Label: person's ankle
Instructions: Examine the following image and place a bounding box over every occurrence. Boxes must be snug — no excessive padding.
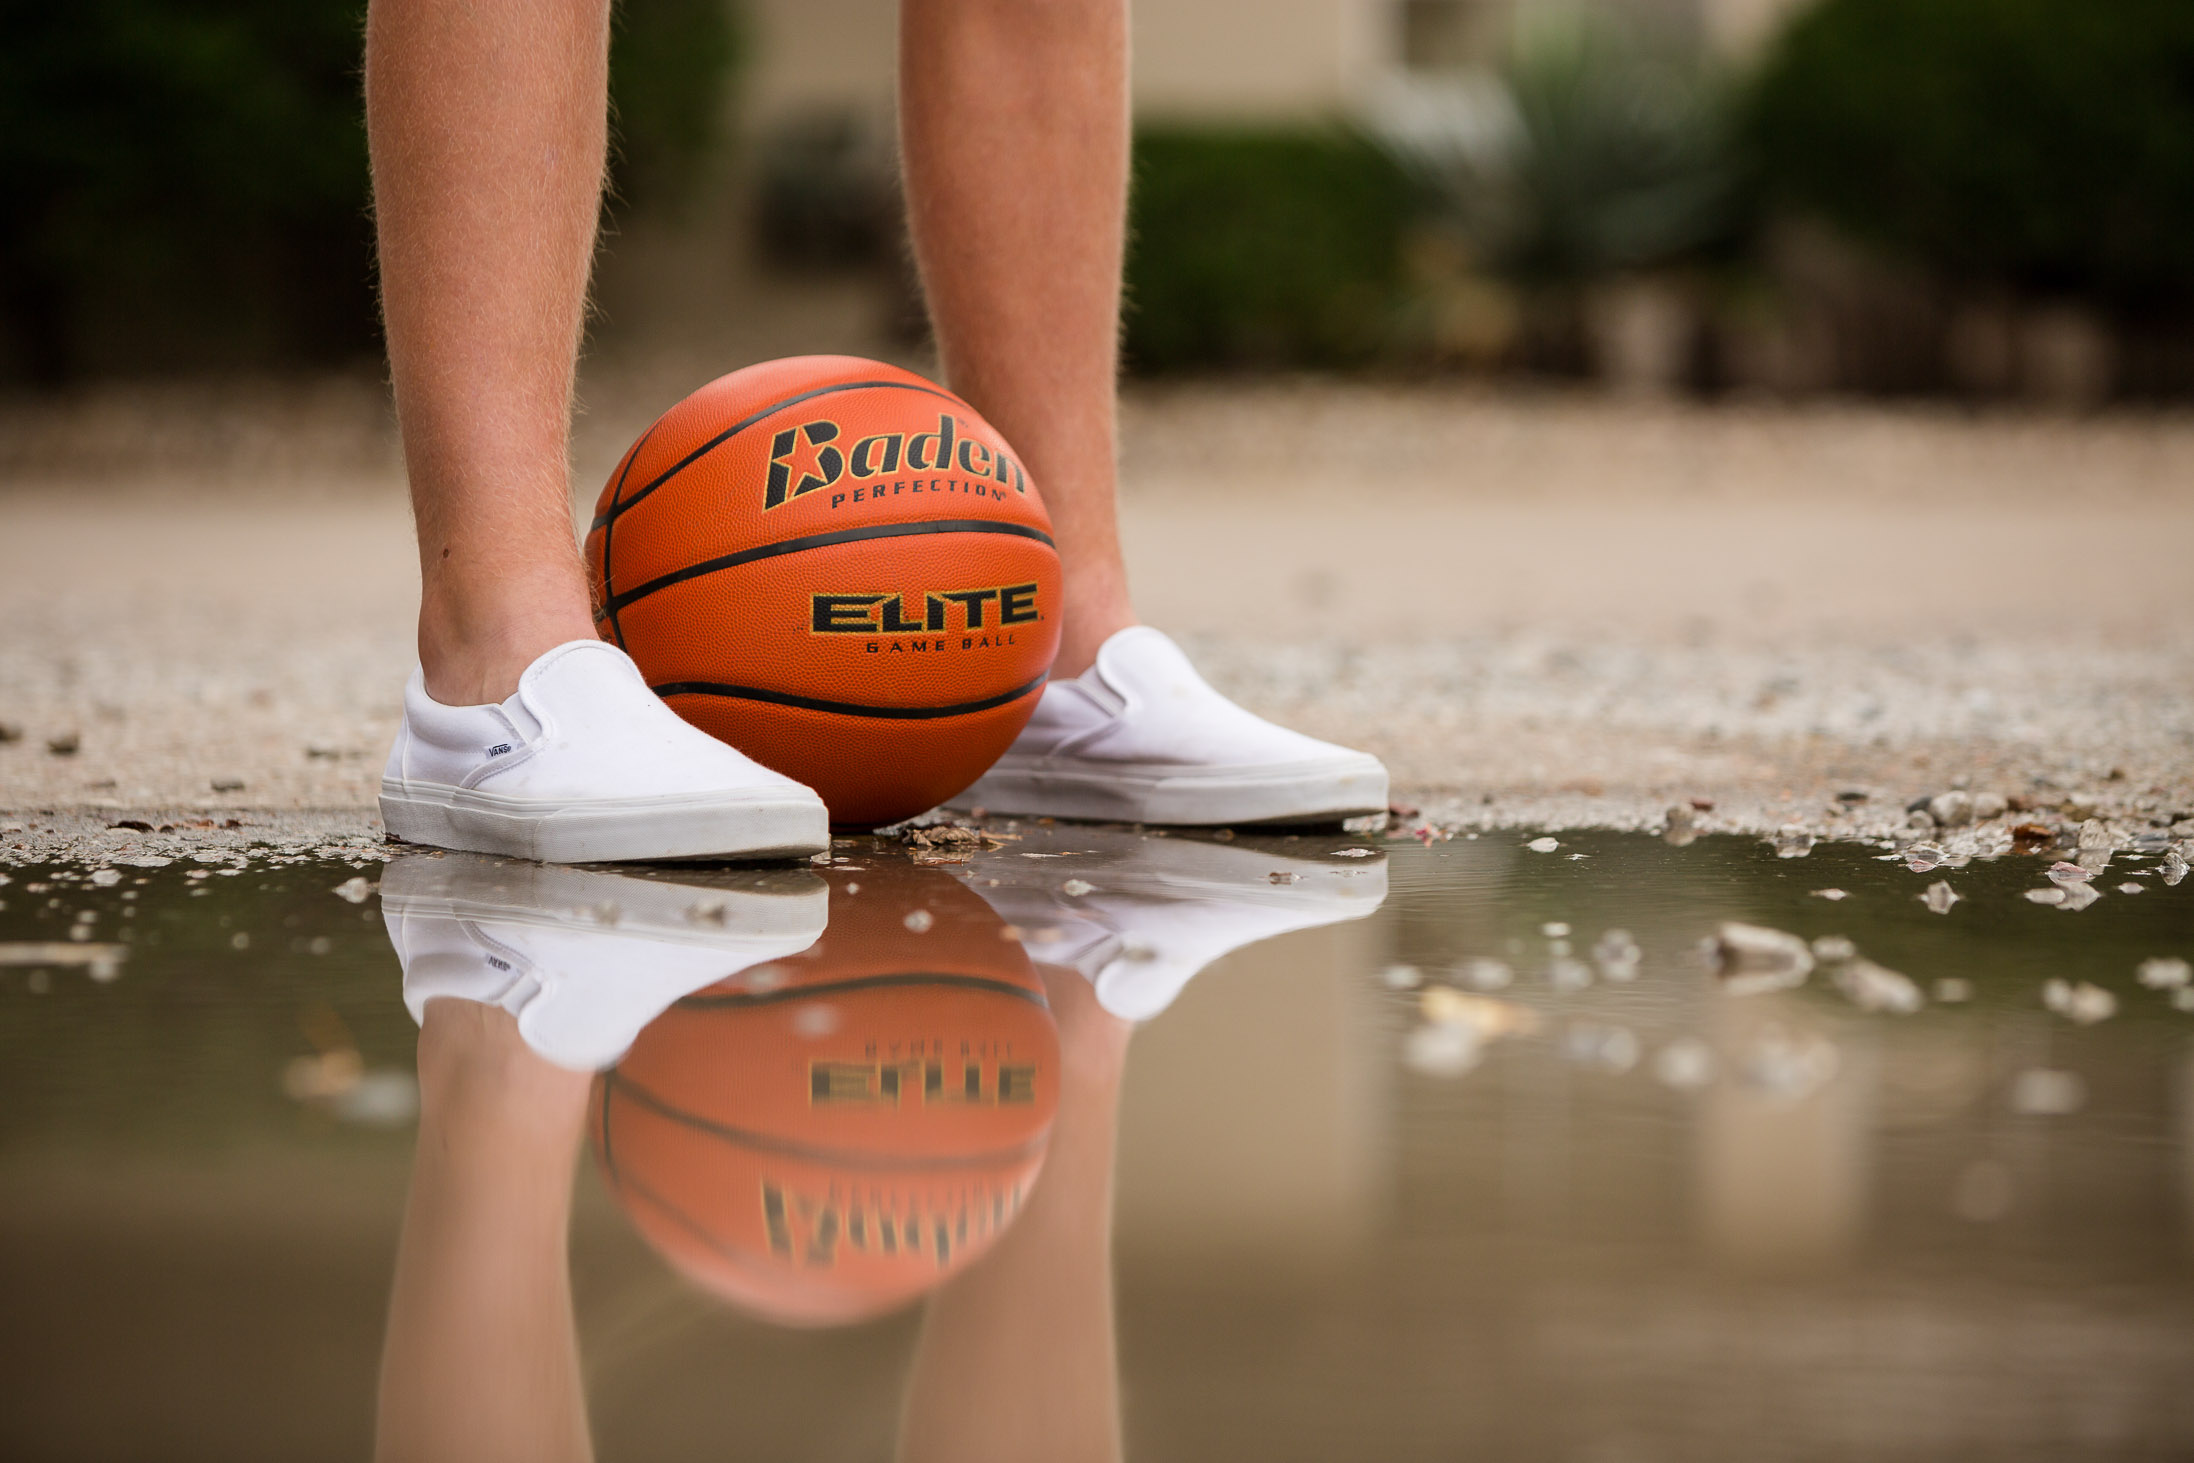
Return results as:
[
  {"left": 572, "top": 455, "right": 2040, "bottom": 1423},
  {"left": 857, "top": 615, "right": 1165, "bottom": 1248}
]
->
[
  {"left": 1053, "top": 605, "right": 1138, "bottom": 679},
  {"left": 417, "top": 596, "right": 600, "bottom": 706}
]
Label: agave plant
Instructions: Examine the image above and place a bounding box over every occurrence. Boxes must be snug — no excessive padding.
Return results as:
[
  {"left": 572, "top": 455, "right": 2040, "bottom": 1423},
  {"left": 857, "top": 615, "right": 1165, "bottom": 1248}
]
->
[{"left": 1379, "top": 9, "right": 1742, "bottom": 286}]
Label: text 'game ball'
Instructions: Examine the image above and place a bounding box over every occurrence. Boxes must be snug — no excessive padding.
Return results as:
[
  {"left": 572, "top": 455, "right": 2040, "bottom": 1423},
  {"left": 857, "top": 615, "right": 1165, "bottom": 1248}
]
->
[{"left": 587, "top": 356, "right": 1061, "bottom": 826}]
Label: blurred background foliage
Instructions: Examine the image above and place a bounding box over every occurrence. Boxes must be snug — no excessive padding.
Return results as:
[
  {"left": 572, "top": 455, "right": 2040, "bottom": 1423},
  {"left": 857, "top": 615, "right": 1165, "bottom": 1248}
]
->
[
  {"left": 0, "top": 0, "right": 736, "bottom": 384},
  {"left": 5, "top": 0, "right": 2194, "bottom": 395}
]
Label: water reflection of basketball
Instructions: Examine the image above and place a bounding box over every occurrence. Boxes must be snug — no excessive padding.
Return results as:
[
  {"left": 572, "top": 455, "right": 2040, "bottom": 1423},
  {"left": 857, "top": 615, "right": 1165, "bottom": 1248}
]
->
[
  {"left": 585, "top": 356, "right": 1063, "bottom": 827},
  {"left": 591, "top": 864, "right": 1059, "bottom": 1326}
]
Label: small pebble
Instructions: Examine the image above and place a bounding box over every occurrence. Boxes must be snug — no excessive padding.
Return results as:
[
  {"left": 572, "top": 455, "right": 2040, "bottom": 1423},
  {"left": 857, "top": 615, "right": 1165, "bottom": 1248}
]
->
[
  {"left": 1928, "top": 791, "right": 1974, "bottom": 827},
  {"left": 332, "top": 876, "right": 376, "bottom": 904},
  {"left": 903, "top": 909, "right": 934, "bottom": 933},
  {"left": 1811, "top": 888, "right": 1850, "bottom": 901},
  {"left": 1540, "top": 922, "right": 1570, "bottom": 938},
  {"left": 1060, "top": 879, "right": 1093, "bottom": 896},
  {"left": 1920, "top": 880, "right": 1960, "bottom": 915},
  {"left": 1526, "top": 837, "right": 1560, "bottom": 853},
  {"left": 2117, "top": 882, "right": 2145, "bottom": 894},
  {"left": 2024, "top": 887, "right": 2066, "bottom": 905}
]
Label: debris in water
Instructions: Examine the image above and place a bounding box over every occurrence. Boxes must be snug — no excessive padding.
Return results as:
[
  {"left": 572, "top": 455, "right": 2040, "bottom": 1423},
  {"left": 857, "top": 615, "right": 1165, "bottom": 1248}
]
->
[
  {"left": 1380, "top": 963, "right": 1423, "bottom": 991},
  {"left": 332, "top": 876, "right": 376, "bottom": 904},
  {"left": 1920, "top": 880, "right": 1961, "bottom": 914},
  {"left": 88, "top": 869, "right": 121, "bottom": 888},
  {"left": 2117, "top": 882, "right": 2145, "bottom": 894},
  {"left": 1526, "top": 837, "right": 1560, "bottom": 853},
  {"left": 1268, "top": 871, "right": 1299, "bottom": 884},
  {"left": 903, "top": 909, "right": 935, "bottom": 933},
  {"left": 1810, "top": 935, "right": 1857, "bottom": 962},
  {"left": 1811, "top": 888, "right": 1850, "bottom": 901},
  {"left": 2162, "top": 850, "right": 2189, "bottom": 886},
  {"left": 1060, "top": 879, "right": 1094, "bottom": 897},
  {"left": 2009, "top": 1068, "right": 2086, "bottom": 1116},
  {"left": 2024, "top": 887, "right": 2066, "bottom": 905},
  {"left": 1833, "top": 959, "right": 1924, "bottom": 1014},
  {"left": 1934, "top": 977, "right": 1972, "bottom": 1003},
  {"left": 1706, "top": 922, "right": 1814, "bottom": 994},
  {"left": 1662, "top": 806, "right": 1697, "bottom": 847},
  {"left": 2046, "top": 861, "right": 2092, "bottom": 885},
  {"left": 1739, "top": 1025, "right": 1840, "bottom": 1102},
  {"left": 1562, "top": 1022, "right": 1640, "bottom": 1073},
  {"left": 1457, "top": 957, "right": 1514, "bottom": 991},
  {"left": 2136, "top": 957, "right": 2191, "bottom": 990},
  {"left": 1652, "top": 1037, "right": 1716, "bottom": 1090},
  {"left": 1773, "top": 828, "right": 1815, "bottom": 858},
  {"left": 1591, "top": 928, "right": 1641, "bottom": 982},
  {"left": 1547, "top": 956, "right": 1593, "bottom": 991},
  {"left": 2056, "top": 882, "right": 2101, "bottom": 912},
  {"left": 1903, "top": 842, "right": 1946, "bottom": 872},
  {"left": 1420, "top": 987, "right": 1540, "bottom": 1038},
  {"left": 332, "top": 1070, "right": 420, "bottom": 1127},
  {"left": 0, "top": 942, "right": 127, "bottom": 982},
  {"left": 1404, "top": 1022, "right": 1483, "bottom": 1078},
  {"left": 2042, "top": 978, "right": 2116, "bottom": 1023}
]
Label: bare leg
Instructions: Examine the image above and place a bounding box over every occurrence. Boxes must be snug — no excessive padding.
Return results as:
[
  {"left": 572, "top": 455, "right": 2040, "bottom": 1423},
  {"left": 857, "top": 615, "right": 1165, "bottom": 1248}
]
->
[
  {"left": 376, "top": 1002, "right": 595, "bottom": 1463},
  {"left": 367, "top": 0, "right": 609, "bottom": 706},
  {"left": 897, "top": 969, "right": 1131, "bottom": 1463},
  {"left": 900, "top": 0, "right": 1137, "bottom": 677}
]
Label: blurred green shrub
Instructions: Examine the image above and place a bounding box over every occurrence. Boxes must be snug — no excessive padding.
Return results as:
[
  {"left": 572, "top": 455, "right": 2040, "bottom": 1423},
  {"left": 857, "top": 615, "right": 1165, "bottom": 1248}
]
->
[
  {"left": 1383, "top": 12, "right": 1742, "bottom": 288},
  {"left": 0, "top": 0, "right": 739, "bottom": 383},
  {"left": 1124, "top": 128, "right": 1414, "bottom": 372},
  {"left": 1749, "top": 0, "right": 2194, "bottom": 309}
]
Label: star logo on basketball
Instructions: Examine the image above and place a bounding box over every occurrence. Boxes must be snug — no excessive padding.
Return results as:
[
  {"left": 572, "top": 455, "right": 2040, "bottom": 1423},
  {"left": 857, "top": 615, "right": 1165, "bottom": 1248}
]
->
[{"left": 764, "top": 420, "right": 845, "bottom": 509}]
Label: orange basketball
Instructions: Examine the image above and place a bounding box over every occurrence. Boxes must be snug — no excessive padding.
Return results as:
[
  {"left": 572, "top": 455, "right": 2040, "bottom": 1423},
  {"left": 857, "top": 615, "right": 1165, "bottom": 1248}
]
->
[
  {"left": 590, "top": 864, "right": 1060, "bottom": 1326},
  {"left": 585, "top": 356, "right": 1062, "bottom": 827}
]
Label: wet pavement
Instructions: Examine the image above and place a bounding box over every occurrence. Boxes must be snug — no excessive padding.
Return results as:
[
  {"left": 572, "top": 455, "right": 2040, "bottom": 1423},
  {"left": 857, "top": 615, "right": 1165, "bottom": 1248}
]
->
[{"left": 1, "top": 824, "right": 2190, "bottom": 1461}]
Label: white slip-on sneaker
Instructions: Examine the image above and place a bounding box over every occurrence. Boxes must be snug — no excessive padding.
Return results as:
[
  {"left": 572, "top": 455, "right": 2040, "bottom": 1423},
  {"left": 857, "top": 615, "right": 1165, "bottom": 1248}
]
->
[
  {"left": 379, "top": 640, "right": 829, "bottom": 863},
  {"left": 383, "top": 852, "right": 828, "bottom": 1070},
  {"left": 952, "top": 822, "right": 1388, "bottom": 1021},
  {"left": 954, "top": 626, "right": 1388, "bottom": 827}
]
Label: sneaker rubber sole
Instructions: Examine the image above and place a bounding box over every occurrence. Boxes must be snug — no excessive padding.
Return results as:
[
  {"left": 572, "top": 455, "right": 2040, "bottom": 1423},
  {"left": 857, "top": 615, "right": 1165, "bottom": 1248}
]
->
[
  {"left": 379, "top": 783, "right": 829, "bottom": 863},
  {"left": 956, "top": 755, "right": 1388, "bottom": 827}
]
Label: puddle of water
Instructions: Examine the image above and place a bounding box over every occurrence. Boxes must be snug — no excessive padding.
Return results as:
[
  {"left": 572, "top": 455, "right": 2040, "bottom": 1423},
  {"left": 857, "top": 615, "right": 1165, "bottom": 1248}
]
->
[{"left": 0, "top": 827, "right": 2189, "bottom": 1460}]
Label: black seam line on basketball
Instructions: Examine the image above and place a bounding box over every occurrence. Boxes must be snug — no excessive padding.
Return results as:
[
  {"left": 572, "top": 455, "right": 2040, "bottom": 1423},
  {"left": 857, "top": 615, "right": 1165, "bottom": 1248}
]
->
[
  {"left": 599, "top": 418, "right": 660, "bottom": 650},
  {"left": 604, "top": 518, "right": 1058, "bottom": 614},
  {"left": 604, "top": 1072, "right": 1055, "bottom": 1172},
  {"left": 675, "top": 971, "right": 1049, "bottom": 1011},
  {"left": 653, "top": 672, "right": 1047, "bottom": 721},
  {"left": 587, "top": 378, "right": 966, "bottom": 532}
]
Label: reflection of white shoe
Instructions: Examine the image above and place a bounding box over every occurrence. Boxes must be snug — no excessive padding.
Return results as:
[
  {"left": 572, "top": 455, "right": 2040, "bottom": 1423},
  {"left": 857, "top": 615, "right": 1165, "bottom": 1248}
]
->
[
  {"left": 379, "top": 640, "right": 829, "bottom": 864},
  {"left": 955, "top": 628, "right": 1387, "bottom": 827},
  {"left": 953, "top": 824, "right": 1388, "bottom": 1020},
  {"left": 382, "top": 852, "right": 827, "bottom": 1070}
]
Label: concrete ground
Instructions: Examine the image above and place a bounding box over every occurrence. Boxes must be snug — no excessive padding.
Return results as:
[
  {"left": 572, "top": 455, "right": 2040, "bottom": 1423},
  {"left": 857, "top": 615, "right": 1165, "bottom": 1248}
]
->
[{"left": 3, "top": 364, "right": 2191, "bottom": 863}]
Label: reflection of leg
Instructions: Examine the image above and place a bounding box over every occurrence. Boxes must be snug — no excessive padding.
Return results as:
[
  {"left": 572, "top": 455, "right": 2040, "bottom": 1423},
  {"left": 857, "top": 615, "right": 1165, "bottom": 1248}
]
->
[
  {"left": 375, "top": 1002, "right": 595, "bottom": 1463},
  {"left": 900, "top": 0, "right": 1136, "bottom": 678},
  {"left": 898, "top": 970, "right": 1132, "bottom": 1463},
  {"left": 366, "top": 0, "right": 608, "bottom": 707}
]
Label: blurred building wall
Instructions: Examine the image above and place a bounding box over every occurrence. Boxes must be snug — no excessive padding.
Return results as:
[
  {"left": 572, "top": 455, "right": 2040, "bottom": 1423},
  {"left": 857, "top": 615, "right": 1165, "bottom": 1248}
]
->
[{"left": 739, "top": 0, "right": 1807, "bottom": 129}]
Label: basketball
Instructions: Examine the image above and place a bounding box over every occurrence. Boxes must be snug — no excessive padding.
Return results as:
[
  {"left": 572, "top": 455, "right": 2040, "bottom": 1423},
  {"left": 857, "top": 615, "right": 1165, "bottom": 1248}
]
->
[
  {"left": 590, "top": 864, "right": 1060, "bottom": 1326},
  {"left": 585, "top": 356, "right": 1062, "bottom": 827}
]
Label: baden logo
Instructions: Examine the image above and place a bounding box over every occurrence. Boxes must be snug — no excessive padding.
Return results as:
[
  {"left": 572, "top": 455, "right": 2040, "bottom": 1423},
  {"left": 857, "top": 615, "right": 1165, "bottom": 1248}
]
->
[
  {"left": 811, "top": 582, "right": 1041, "bottom": 636},
  {"left": 765, "top": 413, "right": 1029, "bottom": 510}
]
